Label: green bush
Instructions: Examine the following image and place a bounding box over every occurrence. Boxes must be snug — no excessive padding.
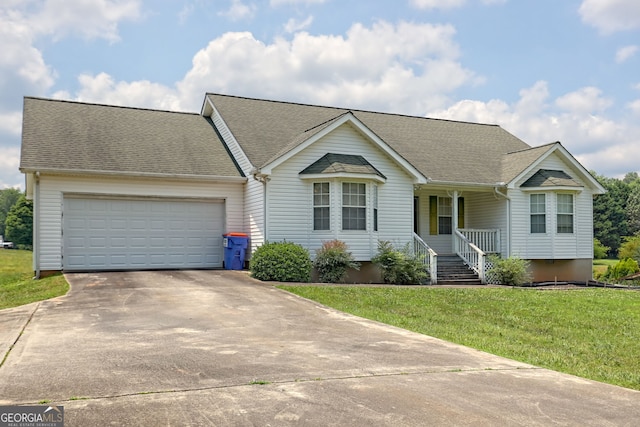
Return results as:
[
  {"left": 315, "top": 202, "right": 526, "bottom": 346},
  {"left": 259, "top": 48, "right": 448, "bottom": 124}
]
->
[
  {"left": 487, "top": 255, "right": 532, "bottom": 286},
  {"left": 618, "top": 235, "right": 640, "bottom": 262},
  {"left": 371, "top": 240, "right": 428, "bottom": 285},
  {"left": 601, "top": 258, "right": 639, "bottom": 281},
  {"left": 249, "top": 241, "right": 312, "bottom": 282},
  {"left": 594, "top": 238, "right": 610, "bottom": 260},
  {"left": 313, "top": 240, "right": 360, "bottom": 283}
]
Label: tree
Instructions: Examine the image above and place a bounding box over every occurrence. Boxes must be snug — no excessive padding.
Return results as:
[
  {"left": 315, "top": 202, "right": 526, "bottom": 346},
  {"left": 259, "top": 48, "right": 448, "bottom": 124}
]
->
[
  {"left": 593, "top": 238, "right": 610, "bottom": 259},
  {"left": 592, "top": 172, "right": 631, "bottom": 257},
  {"left": 618, "top": 235, "right": 640, "bottom": 262},
  {"left": 5, "top": 195, "right": 33, "bottom": 249},
  {"left": 0, "top": 188, "right": 22, "bottom": 237},
  {"left": 626, "top": 185, "right": 640, "bottom": 236}
]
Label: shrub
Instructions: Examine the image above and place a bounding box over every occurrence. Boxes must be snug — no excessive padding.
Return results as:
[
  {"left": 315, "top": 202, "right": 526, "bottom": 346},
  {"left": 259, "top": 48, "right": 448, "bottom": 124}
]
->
[
  {"left": 601, "top": 258, "right": 639, "bottom": 281},
  {"left": 594, "top": 238, "right": 610, "bottom": 260},
  {"left": 618, "top": 235, "right": 640, "bottom": 262},
  {"left": 313, "top": 240, "right": 360, "bottom": 283},
  {"left": 487, "top": 255, "right": 531, "bottom": 286},
  {"left": 250, "top": 241, "right": 312, "bottom": 282},
  {"left": 371, "top": 240, "right": 428, "bottom": 285}
]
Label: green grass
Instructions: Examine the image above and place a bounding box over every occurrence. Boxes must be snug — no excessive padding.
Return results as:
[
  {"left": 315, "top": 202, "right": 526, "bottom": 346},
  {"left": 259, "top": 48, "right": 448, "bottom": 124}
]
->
[
  {"left": 0, "top": 250, "right": 69, "bottom": 310},
  {"left": 593, "top": 258, "right": 618, "bottom": 277},
  {"left": 279, "top": 285, "right": 640, "bottom": 391}
]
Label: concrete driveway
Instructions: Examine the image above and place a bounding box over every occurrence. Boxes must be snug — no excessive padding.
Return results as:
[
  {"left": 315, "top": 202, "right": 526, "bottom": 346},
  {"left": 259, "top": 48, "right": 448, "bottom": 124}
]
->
[{"left": 0, "top": 270, "right": 638, "bottom": 426}]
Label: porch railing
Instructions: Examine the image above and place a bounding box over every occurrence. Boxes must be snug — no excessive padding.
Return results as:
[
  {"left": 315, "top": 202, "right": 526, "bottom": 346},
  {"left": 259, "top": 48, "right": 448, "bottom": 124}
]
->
[
  {"left": 458, "top": 228, "right": 500, "bottom": 254},
  {"left": 413, "top": 233, "right": 438, "bottom": 285},
  {"left": 454, "top": 229, "right": 486, "bottom": 283}
]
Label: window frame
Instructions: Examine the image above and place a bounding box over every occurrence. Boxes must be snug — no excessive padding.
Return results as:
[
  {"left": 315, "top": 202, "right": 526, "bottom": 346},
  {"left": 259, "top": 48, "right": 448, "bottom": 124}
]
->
[
  {"left": 312, "top": 182, "right": 331, "bottom": 231},
  {"left": 529, "top": 193, "right": 546, "bottom": 234},
  {"left": 438, "top": 197, "right": 452, "bottom": 235},
  {"left": 556, "top": 193, "right": 574, "bottom": 234},
  {"left": 342, "top": 182, "right": 367, "bottom": 231}
]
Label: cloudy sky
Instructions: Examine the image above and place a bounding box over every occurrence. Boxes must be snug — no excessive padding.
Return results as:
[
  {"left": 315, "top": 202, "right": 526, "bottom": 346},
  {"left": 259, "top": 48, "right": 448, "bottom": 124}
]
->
[{"left": 1, "top": 0, "right": 639, "bottom": 188}]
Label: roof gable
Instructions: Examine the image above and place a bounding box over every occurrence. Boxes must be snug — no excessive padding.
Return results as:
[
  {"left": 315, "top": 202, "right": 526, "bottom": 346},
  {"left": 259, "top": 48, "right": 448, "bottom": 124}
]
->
[
  {"left": 506, "top": 142, "right": 605, "bottom": 194},
  {"left": 521, "top": 169, "right": 583, "bottom": 189},
  {"left": 21, "top": 97, "right": 243, "bottom": 179},
  {"left": 300, "top": 153, "right": 387, "bottom": 182},
  {"left": 206, "top": 93, "right": 531, "bottom": 186}
]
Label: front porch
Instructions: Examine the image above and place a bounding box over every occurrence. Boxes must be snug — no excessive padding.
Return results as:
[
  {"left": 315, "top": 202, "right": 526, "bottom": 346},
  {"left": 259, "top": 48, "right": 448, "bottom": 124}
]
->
[{"left": 412, "top": 187, "right": 506, "bottom": 284}]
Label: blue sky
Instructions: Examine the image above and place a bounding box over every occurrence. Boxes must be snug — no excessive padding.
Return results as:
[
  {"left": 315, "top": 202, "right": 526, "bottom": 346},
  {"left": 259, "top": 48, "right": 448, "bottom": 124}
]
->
[{"left": 1, "top": 0, "right": 639, "bottom": 188}]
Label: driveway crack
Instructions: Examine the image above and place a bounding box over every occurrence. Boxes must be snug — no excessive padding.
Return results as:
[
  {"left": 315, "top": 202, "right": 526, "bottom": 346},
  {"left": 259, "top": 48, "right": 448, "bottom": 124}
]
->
[{"left": 1, "top": 302, "right": 40, "bottom": 369}]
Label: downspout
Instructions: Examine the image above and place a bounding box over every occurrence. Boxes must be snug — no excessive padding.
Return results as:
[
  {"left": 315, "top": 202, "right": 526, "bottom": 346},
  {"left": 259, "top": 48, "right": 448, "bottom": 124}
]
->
[
  {"left": 251, "top": 168, "right": 270, "bottom": 243},
  {"left": 494, "top": 185, "right": 510, "bottom": 257},
  {"left": 33, "top": 172, "right": 41, "bottom": 279}
]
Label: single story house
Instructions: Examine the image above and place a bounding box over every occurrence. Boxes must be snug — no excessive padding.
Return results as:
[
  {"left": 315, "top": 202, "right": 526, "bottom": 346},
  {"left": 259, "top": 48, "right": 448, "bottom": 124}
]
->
[{"left": 20, "top": 94, "right": 605, "bottom": 283}]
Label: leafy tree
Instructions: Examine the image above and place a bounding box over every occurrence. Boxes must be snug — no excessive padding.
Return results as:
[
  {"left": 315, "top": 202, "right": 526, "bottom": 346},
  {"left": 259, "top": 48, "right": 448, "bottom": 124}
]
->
[
  {"left": 0, "top": 188, "right": 22, "bottom": 237},
  {"left": 626, "top": 185, "right": 640, "bottom": 236},
  {"left": 593, "top": 238, "right": 610, "bottom": 260},
  {"left": 5, "top": 195, "right": 33, "bottom": 249},
  {"left": 592, "top": 172, "right": 630, "bottom": 257},
  {"left": 618, "top": 235, "right": 640, "bottom": 262}
]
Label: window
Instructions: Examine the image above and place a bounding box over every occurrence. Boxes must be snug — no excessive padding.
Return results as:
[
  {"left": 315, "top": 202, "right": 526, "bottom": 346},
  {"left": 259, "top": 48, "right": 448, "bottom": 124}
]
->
[
  {"left": 438, "top": 197, "right": 452, "bottom": 235},
  {"left": 530, "top": 194, "right": 546, "bottom": 233},
  {"left": 373, "top": 185, "right": 379, "bottom": 232},
  {"left": 313, "top": 182, "right": 330, "bottom": 230},
  {"left": 557, "top": 194, "right": 574, "bottom": 233},
  {"left": 342, "top": 182, "right": 366, "bottom": 230}
]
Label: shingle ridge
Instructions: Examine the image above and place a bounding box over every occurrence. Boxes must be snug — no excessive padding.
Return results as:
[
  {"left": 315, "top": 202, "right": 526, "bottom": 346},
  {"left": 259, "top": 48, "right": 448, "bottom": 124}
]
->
[
  {"left": 206, "top": 92, "right": 504, "bottom": 127},
  {"left": 504, "top": 141, "right": 558, "bottom": 156},
  {"left": 24, "top": 96, "right": 200, "bottom": 116}
]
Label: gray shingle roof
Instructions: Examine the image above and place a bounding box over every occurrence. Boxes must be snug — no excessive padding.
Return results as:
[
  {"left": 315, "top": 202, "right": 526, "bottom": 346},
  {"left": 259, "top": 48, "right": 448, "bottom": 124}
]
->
[
  {"left": 500, "top": 143, "right": 557, "bottom": 184},
  {"left": 207, "top": 93, "right": 532, "bottom": 185},
  {"left": 520, "top": 169, "right": 583, "bottom": 188},
  {"left": 300, "top": 153, "right": 387, "bottom": 179},
  {"left": 20, "top": 97, "right": 243, "bottom": 178}
]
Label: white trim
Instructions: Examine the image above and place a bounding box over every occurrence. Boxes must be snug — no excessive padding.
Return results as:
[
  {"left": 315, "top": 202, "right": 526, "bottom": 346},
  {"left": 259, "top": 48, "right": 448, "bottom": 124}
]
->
[
  {"left": 20, "top": 168, "right": 247, "bottom": 183},
  {"left": 521, "top": 186, "right": 583, "bottom": 193},
  {"left": 300, "top": 172, "right": 386, "bottom": 183},
  {"left": 507, "top": 143, "right": 605, "bottom": 194},
  {"left": 260, "top": 113, "right": 427, "bottom": 184}
]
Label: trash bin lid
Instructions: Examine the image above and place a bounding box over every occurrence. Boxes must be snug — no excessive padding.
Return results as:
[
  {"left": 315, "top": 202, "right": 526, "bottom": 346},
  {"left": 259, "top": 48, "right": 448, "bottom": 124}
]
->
[{"left": 224, "top": 232, "right": 248, "bottom": 237}]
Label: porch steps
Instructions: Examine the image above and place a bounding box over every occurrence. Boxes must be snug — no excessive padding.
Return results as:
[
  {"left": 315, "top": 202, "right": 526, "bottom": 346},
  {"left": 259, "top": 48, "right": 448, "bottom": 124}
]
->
[{"left": 436, "top": 255, "right": 483, "bottom": 286}]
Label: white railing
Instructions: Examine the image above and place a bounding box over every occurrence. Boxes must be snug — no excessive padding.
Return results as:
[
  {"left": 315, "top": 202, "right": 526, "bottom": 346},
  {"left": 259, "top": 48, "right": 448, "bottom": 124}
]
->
[
  {"left": 458, "top": 228, "right": 500, "bottom": 254},
  {"left": 454, "top": 230, "right": 486, "bottom": 283},
  {"left": 413, "top": 233, "right": 438, "bottom": 284}
]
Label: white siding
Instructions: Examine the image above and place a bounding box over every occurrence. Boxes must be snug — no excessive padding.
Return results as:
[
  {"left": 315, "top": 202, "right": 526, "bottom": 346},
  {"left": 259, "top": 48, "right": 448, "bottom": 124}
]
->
[
  {"left": 211, "top": 109, "right": 265, "bottom": 253},
  {"left": 35, "top": 175, "right": 243, "bottom": 271},
  {"left": 466, "top": 192, "right": 508, "bottom": 255},
  {"left": 509, "top": 154, "right": 594, "bottom": 259},
  {"left": 265, "top": 123, "right": 415, "bottom": 261}
]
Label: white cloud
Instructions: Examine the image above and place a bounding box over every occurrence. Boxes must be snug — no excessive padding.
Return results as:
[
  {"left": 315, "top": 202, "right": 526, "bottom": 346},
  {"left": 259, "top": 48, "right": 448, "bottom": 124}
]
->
[
  {"left": 219, "top": 0, "right": 256, "bottom": 21},
  {"left": 0, "top": 112, "right": 23, "bottom": 136},
  {"left": 430, "top": 81, "right": 639, "bottom": 177},
  {"left": 0, "top": 146, "right": 22, "bottom": 189},
  {"left": 628, "top": 99, "right": 640, "bottom": 115},
  {"left": 579, "top": 0, "right": 640, "bottom": 34},
  {"left": 555, "top": 86, "right": 613, "bottom": 113},
  {"left": 284, "top": 16, "right": 314, "bottom": 33},
  {"left": 30, "top": 0, "right": 142, "bottom": 42},
  {"left": 174, "top": 21, "right": 477, "bottom": 114},
  {"left": 615, "top": 45, "right": 638, "bottom": 63}
]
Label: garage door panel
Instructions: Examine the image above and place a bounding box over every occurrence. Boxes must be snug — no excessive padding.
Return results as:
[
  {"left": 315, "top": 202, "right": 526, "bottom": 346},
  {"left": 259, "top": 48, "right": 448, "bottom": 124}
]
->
[{"left": 63, "top": 197, "right": 225, "bottom": 271}]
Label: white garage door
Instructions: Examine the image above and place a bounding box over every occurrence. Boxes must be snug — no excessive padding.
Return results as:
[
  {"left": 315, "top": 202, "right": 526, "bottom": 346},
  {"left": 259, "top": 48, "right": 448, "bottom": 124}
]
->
[{"left": 63, "top": 196, "right": 225, "bottom": 271}]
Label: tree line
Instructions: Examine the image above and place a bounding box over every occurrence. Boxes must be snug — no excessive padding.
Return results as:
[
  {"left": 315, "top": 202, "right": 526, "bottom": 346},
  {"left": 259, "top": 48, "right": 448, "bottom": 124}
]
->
[
  {"left": 0, "top": 188, "right": 32, "bottom": 249},
  {"left": 592, "top": 171, "right": 640, "bottom": 260}
]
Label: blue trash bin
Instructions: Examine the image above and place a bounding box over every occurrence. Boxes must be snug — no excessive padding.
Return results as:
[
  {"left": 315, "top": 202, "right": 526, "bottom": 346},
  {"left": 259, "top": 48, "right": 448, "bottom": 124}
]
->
[{"left": 223, "top": 233, "right": 249, "bottom": 270}]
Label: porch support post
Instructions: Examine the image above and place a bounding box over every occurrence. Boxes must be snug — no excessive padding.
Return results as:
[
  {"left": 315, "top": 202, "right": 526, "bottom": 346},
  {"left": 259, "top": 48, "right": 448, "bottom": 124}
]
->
[{"left": 452, "top": 190, "right": 458, "bottom": 253}]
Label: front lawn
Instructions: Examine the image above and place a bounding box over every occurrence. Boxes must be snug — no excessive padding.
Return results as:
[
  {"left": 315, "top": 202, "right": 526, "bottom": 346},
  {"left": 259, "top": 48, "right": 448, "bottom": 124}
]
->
[
  {"left": 593, "top": 259, "right": 618, "bottom": 277},
  {"left": 0, "top": 250, "right": 69, "bottom": 310},
  {"left": 279, "top": 285, "right": 640, "bottom": 391}
]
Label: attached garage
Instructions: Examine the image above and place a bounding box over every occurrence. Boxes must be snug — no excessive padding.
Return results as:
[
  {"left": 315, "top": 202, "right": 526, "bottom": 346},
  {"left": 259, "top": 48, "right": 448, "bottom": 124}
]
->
[{"left": 62, "top": 196, "right": 225, "bottom": 271}]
